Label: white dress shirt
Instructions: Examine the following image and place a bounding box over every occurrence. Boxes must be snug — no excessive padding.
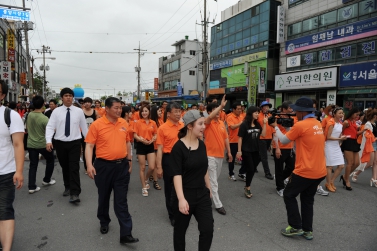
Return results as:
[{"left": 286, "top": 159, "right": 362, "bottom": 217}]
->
[{"left": 46, "top": 104, "right": 88, "bottom": 143}]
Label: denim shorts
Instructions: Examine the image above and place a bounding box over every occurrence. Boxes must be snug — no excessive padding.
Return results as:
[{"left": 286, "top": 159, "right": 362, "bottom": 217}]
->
[
  {"left": 0, "top": 172, "right": 16, "bottom": 220},
  {"left": 373, "top": 141, "right": 377, "bottom": 152}
]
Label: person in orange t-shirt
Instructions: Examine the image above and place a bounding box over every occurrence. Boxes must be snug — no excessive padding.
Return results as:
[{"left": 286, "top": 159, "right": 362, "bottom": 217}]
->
[
  {"left": 85, "top": 97, "right": 139, "bottom": 244},
  {"left": 133, "top": 105, "right": 158, "bottom": 197},
  {"left": 94, "top": 100, "right": 105, "bottom": 118},
  {"left": 226, "top": 102, "right": 243, "bottom": 181},
  {"left": 272, "top": 101, "right": 296, "bottom": 197},
  {"left": 271, "top": 97, "right": 326, "bottom": 239},
  {"left": 156, "top": 102, "right": 183, "bottom": 226},
  {"left": 321, "top": 105, "right": 335, "bottom": 130},
  {"left": 150, "top": 105, "right": 164, "bottom": 190},
  {"left": 204, "top": 95, "right": 232, "bottom": 215}
]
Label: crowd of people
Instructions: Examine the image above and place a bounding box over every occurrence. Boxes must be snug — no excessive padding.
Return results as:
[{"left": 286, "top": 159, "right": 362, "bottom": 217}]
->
[{"left": 1, "top": 80, "right": 377, "bottom": 250}]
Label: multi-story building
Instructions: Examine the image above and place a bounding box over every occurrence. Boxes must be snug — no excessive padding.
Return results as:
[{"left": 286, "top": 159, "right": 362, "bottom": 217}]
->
[
  {"left": 0, "top": 19, "right": 29, "bottom": 102},
  {"left": 209, "top": 0, "right": 281, "bottom": 107},
  {"left": 152, "top": 37, "right": 208, "bottom": 104},
  {"left": 277, "top": 0, "right": 377, "bottom": 112}
]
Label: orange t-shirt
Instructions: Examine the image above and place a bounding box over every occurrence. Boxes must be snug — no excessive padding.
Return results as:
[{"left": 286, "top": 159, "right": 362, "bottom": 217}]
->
[
  {"left": 94, "top": 107, "right": 105, "bottom": 117},
  {"left": 204, "top": 119, "right": 228, "bottom": 158},
  {"left": 156, "top": 119, "right": 184, "bottom": 153},
  {"left": 85, "top": 116, "right": 130, "bottom": 160},
  {"left": 226, "top": 113, "right": 243, "bottom": 143},
  {"left": 131, "top": 112, "right": 140, "bottom": 122},
  {"left": 321, "top": 115, "right": 333, "bottom": 129},
  {"left": 134, "top": 119, "right": 157, "bottom": 141},
  {"left": 219, "top": 110, "right": 226, "bottom": 122},
  {"left": 258, "top": 112, "right": 274, "bottom": 139},
  {"left": 154, "top": 118, "right": 165, "bottom": 150},
  {"left": 285, "top": 118, "right": 327, "bottom": 179},
  {"left": 127, "top": 119, "right": 134, "bottom": 143},
  {"left": 240, "top": 112, "right": 246, "bottom": 120},
  {"left": 272, "top": 117, "right": 297, "bottom": 149}
]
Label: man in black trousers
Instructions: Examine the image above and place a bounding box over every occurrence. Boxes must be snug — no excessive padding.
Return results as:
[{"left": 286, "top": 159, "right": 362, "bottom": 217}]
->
[{"left": 46, "top": 88, "right": 88, "bottom": 203}]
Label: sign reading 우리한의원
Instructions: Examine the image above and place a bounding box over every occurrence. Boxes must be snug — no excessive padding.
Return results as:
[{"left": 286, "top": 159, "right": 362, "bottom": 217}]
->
[
  {"left": 339, "top": 61, "right": 377, "bottom": 87},
  {"left": 275, "top": 67, "right": 337, "bottom": 91},
  {"left": 285, "top": 16, "right": 377, "bottom": 55}
]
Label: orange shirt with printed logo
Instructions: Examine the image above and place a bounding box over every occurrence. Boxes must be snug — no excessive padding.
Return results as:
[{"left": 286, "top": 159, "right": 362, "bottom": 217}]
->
[
  {"left": 156, "top": 119, "right": 184, "bottom": 153},
  {"left": 285, "top": 118, "right": 327, "bottom": 179},
  {"left": 204, "top": 119, "right": 228, "bottom": 158},
  {"left": 85, "top": 116, "right": 130, "bottom": 160},
  {"left": 272, "top": 116, "right": 297, "bottom": 149},
  {"left": 134, "top": 119, "right": 157, "bottom": 141},
  {"left": 226, "top": 113, "right": 243, "bottom": 143}
]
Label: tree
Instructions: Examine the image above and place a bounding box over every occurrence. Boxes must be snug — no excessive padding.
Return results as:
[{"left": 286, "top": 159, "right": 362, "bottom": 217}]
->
[
  {"left": 100, "top": 95, "right": 107, "bottom": 101},
  {"left": 32, "top": 72, "right": 44, "bottom": 95},
  {"left": 117, "top": 91, "right": 122, "bottom": 96}
]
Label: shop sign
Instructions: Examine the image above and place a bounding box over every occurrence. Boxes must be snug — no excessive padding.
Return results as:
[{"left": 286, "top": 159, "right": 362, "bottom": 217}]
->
[
  {"left": 0, "top": 34, "right": 3, "bottom": 48},
  {"left": 275, "top": 67, "right": 337, "bottom": 91},
  {"left": 8, "top": 49, "right": 15, "bottom": 62},
  {"left": 233, "top": 51, "right": 267, "bottom": 65},
  {"left": 177, "top": 82, "right": 182, "bottom": 96},
  {"left": 226, "top": 86, "right": 247, "bottom": 93},
  {"left": 7, "top": 29, "right": 15, "bottom": 49},
  {"left": 154, "top": 78, "right": 158, "bottom": 90},
  {"left": 248, "top": 66, "right": 257, "bottom": 106},
  {"left": 0, "top": 61, "right": 11, "bottom": 80},
  {"left": 287, "top": 55, "right": 301, "bottom": 68},
  {"left": 327, "top": 90, "right": 337, "bottom": 105},
  {"left": 285, "top": 16, "right": 377, "bottom": 54},
  {"left": 277, "top": 6, "right": 285, "bottom": 44},
  {"left": 339, "top": 61, "right": 377, "bottom": 87},
  {"left": 209, "top": 59, "right": 233, "bottom": 70},
  {"left": 259, "top": 67, "right": 266, "bottom": 94}
]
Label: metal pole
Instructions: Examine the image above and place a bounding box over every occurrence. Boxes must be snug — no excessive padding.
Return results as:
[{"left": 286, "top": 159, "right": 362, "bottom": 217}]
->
[
  {"left": 137, "top": 42, "right": 140, "bottom": 99},
  {"left": 202, "top": 0, "right": 208, "bottom": 103},
  {"left": 42, "top": 45, "right": 45, "bottom": 99},
  {"left": 22, "top": 0, "right": 33, "bottom": 97}
]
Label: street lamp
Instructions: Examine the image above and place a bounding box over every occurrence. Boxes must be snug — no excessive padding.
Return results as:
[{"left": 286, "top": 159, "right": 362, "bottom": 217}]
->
[
  {"left": 32, "top": 56, "right": 56, "bottom": 99},
  {"left": 107, "top": 85, "right": 115, "bottom": 96}
]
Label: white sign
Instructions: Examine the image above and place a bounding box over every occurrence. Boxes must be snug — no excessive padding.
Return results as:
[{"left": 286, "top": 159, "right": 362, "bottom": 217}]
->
[
  {"left": 286, "top": 55, "right": 301, "bottom": 68},
  {"left": 0, "top": 61, "right": 11, "bottom": 80},
  {"left": 277, "top": 6, "right": 285, "bottom": 44},
  {"left": 327, "top": 90, "right": 337, "bottom": 105},
  {"left": 275, "top": 67, "right": 337, "bottom": 91}
]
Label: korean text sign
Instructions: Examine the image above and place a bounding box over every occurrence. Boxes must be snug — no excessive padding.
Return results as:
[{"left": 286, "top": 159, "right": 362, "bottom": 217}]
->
[
  {"left": 285, "top": 16, "right": 377, "bottom": 55},
  {"left": 339, "top": 61, "right": 377, "bottom": 87},
  {"left": 275, "top": 67, "right": 337, "bottom": 91}
]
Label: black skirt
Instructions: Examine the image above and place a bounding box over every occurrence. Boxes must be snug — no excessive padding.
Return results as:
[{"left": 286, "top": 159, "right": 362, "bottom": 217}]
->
[{"left": 341, "top": 138, "right": 360, "bottom": 153}]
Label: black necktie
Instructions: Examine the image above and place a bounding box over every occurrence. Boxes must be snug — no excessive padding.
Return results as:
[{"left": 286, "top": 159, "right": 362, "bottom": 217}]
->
[{"left": 65, "top": 108, "right": 70, "bottom": 137}]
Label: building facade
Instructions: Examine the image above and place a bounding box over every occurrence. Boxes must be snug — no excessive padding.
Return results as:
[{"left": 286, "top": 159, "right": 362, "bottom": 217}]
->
[
  {"left": 209, "top": 0, "right": 281, "bottom": 107},
  {"left": 277, "top": 0, "right": 377, "bottom": 112}
]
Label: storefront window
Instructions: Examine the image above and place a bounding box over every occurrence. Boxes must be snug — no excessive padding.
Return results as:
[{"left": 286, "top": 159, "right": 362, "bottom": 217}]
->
[
  {"left": 335, "top": 45, "right": 356, "bottom": 59},
  {"left": 301, "top": 52, "right": 317, "bottom": 65},
  {"left": 318, "top": 49, "right": 334, "bottom": 62},
  {"left": 357, "top": 40, "right": 376, "bottom": 55},
  {"left": 359, "top": 0, "right": 377, "bottom": 16},
  {"left": 338, "top": 4, "right": 358, "bottom": 22},
  {"left": 319, "top": 10, "right": 337, "bottom": 27}
]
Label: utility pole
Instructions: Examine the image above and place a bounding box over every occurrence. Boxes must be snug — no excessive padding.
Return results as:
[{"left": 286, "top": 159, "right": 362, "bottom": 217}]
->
[
  {"left": 22, "top": 0, "right": 33, "bottom": 96},
  {"left": 133, "top": 42, "right": 147, "bottom": 100},
  {"left": 201, "top": 0, "right": 213, "bottom": 103},
  {"left": 40, "top": 45, "right": 51, "bottom": 99}
]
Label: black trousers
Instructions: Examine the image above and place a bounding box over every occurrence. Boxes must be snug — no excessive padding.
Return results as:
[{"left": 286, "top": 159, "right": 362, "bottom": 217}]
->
[
  {"left": 255, "top": 139, "right": 272, "bottom": 174},
  {"left": 81, "top": 136, "right": 96, "bottom": 171},
  {"left": 162, "top": 153, "right": 174, "bottom": 219},
  {"left": 273, "top": 148, "right": 295, "bottom": 191},
  {"left": 173, "top": 187, "right": 214, "bottom": 251},
  {"left": 94, "top": 158, "right": 132, "bottom": 237},
  {"left": 242, "top": 151, "right": 260, "bottom": 187},
  {"left": 54, "top": 139, "right": 81, "bottom": 195},
  {"left": 283, "top": 173, "right": 325, "bottom": 232}
]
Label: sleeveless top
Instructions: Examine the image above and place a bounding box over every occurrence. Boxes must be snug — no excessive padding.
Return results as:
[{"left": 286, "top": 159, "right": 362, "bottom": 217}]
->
[
  {"left": 343, "top": 119, "right": 357, "bottom": 139},
  {"left": 84, "top": 110, "right": 96, "bottom": 129}
]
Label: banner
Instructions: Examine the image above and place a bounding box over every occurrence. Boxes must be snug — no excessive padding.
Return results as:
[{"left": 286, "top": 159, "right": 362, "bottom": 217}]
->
[
  {"left": 259, "top": 67, "right": 266, "bottom": 93},
  {"left": 7, "top": 29, "right": 15, "bottom": 49},
  {"left": 154, "top": 78, "right": 158, "bottom": 90},
  {"left": 20, "top": 72, "right": 27, "bottom": 85},
  {"left": 275, "top": 67, "right": 337, "bottom": 91},
  {"left": 285, "top": 16, "right": 377, "bottom": 54},
  {"left": 0, "top": 61, "right": 11, "bottom": 80},
  {"left": 339, "top": 61, "right": 377, "bottom": 87},
  {"left": 277, "top": 6, "right": 285, "bottom": 44},
  {"left": 209, "top": 59, "right": 233, "bottom": 70},
  {"left": 177, "top": 82, "right": 182, "bottom": 96},
  {"left": 233, "top": 51, "right": 267, "bottom": 65},
  {"left": 248, "top": 66, "right": 257, "bottom": 106}
]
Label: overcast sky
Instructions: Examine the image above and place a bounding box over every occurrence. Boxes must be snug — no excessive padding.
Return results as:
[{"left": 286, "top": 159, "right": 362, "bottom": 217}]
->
[{"left": 11, "top": 0, "right": 239, "bottom": 99}]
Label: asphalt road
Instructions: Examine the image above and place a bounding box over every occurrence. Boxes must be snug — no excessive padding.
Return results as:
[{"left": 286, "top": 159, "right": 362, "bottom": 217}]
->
[{"left": 13, "top": 152, "right": 377, "bottom": 251}]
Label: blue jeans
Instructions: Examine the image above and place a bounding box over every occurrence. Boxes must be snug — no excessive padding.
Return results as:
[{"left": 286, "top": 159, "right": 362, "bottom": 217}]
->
[{"left": 28, "top": 148, "right": 55, "bottom": 190}]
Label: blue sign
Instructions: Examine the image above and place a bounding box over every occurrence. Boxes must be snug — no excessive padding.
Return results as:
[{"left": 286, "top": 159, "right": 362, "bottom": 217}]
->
[
  {"left": 339, "top": 61, "right": 377, "bottom": 87},
  {"left": 210, "top": 59, "right": 232, "bottom": 70},
  {"left": 177, "top": 82, "right": 182, "bottom": 96},
  {"left": 0, "top": 8, "right": 30, "bottom": 21},
  {"left": 285, "top": 16, "right": 377, "bottom": 54}
]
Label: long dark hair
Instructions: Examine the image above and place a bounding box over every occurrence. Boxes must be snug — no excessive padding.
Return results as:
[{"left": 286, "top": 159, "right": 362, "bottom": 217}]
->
[
  {"left": 178, "top": 122, "right": 195, "bottom": 139},
  {"left": 344, "top": 108, "right": 359, "bottom": 121},
  {"left": 121, "top": 106, "right": 131, "bottom": 119},
  {"left": 244, "top": 106, "right": 261, "bottom": 127},
  {"left": 150, "top": 105, "right": 161, "bottom": 127},
  {"left": 139, "top": 105, "right": 151, "bottom": 119}
]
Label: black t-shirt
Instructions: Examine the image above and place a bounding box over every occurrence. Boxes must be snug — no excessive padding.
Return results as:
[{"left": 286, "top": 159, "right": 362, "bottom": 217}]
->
[
  {"left": 170, "top": 139, "right": 208, "bottom": 189},
  {"left": 44, "top": 109, "right": 53, "bottom": 118},
  {"left": 238, "top": 121, "right": 261, "bottom": 153}
]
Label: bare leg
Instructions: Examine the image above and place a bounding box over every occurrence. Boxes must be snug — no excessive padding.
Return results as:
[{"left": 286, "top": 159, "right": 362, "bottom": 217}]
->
[
  {"left": 145, "top": 153, "right": 156, "bottom": 181},
  {"left": 331, "top": 165, "right": 344, "bottom": 186},
  {"left": 325, "top": 166, "right": 333, "bottom": 186},
  {"left": 138, "top": 155, "right": 147, "bottom": 189},
  {"left": 343, "top": 151, "right": 355, "bottom": 187},
  {"left": 373, "top": 151, "right": 377, "bottom": 180},
  {"left": 0, "top": 220, "right": 15, "bottom": 251}
]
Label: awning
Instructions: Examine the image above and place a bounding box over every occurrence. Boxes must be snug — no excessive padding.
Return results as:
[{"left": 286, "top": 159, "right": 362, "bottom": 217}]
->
[
  {"left": 338, "top": 89, "right": 377, "bottom": 94},
  {"left": 151, "top": 95, "right": 200, "bottom": 102},
  {"left": 207, "top": 88, "right": 225, "bottom": 95}
]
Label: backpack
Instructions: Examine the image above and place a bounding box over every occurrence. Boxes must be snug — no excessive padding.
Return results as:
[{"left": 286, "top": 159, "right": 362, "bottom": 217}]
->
[{"left": 4, "top": 107, "right": 11, "bottom": 128}]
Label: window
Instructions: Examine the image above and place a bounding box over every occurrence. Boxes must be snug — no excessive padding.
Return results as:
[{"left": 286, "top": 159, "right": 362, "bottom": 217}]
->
[
  {"left": 252, "top": 6, "right": 259, "bottom": 16},
  {"left": 318, "top": 49, "right": 334, "bottom": 63},
  {"left": 259, "top": 21, "right": 269, "bottom": 32},
  {"left": 357, "top": 40, "right": 376, "bottom": 56},
  {"left": 302, "top": 17, "right": 318, "bottom": 33},
  {"left": 335, "top": 44, "right": 356, "bottom": 59},
  {"left": 190, "top": 50, "right": 196, "bottom": 56},
  {"left": 189, "top": 70, "right": 195, "bottom": 76},
  {"left": 319, "top": 10, "right": 337, "bottom": 27},
  {"left": 216, "top": 24, "right": 222, "bottom": 32},
  {"left": 163, "top": 59, "right": 180, "bottom": 73},
  {"left": 338, "top": 4, "right": 358, "bottom": 22},
  {"left": 359, "top": 0, "right": 377, "bottom": 16},
  {"left": 229, "top": 25, "right": 236, "bottom": 34},
  {"left": 288, "top": 22, "right": 301, "bottom": 37}
]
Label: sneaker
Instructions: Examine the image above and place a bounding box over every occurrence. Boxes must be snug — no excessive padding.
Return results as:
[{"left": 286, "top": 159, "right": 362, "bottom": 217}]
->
[
  {"left": 281, "top": 225, "right": 304, "bottom": 237},
  {"left": 29, "top": 187, "right": 41, "bottom": 194},
  {"left": 228, "top": 175, "right": 237, "bottom": 181},
  {"left": 238, "top": 173, "right": 246, "bottom": 181},
  {"left": 80, "top": 157, "right": 84, "bottom": 163},
  {"left": 316, "top": 186, "right": 329, "bottom": 196},
  {"left": 42, "top": 179, "right": 56, "bottom": 186},
  {"left": 277, "top": 189, "right": 284, "bottom": 197},
  {"left": 265, "top": 173, "right": 274, "bottom": 180},
  {"left": 244, "top": 187, "right": 252, "bottom": 198},
  {"left": 303, "top": 231, "right": 313, "bottom": 240},
  {"left": 284, "top": 177, "right": 289, "bottom": 186}
]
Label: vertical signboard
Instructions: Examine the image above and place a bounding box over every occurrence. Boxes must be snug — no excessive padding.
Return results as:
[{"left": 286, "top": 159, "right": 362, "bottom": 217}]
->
[
  {"left": 7, "top": 29, "right": 15, "bottom": 49},
  {"left": 8, "top": 49, "right": 15, "bottom": 62},
  {"left": 0, "top": 61, "right": 11, "bottom": 81},
  {"left": 259, "top": 67, "right": 266, "bottom": 93},
  {"left": 276, "top": 6, "right": 285, "bottom": 44},
  {"left": 20, "top": 72, "right": 27, "bottom": 85},
  {"left": 327, "top": 90, "right": 337, "bottom": 105},
  {"left": 177, "top": 82, "right": 182, "bottom": 96},
  {"left": 154, "top": 78, "right": 158, "bottom": 90},
  {"left": 248, "top": 66, "right": 257, "bottom": 106}
]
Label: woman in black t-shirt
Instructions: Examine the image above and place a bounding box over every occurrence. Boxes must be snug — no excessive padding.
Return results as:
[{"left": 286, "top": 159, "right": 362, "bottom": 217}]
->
[
  {"left": 236, "top": 106, "right": 267, "bottom": 198},
  {"left": 170, "top": 110, "right": 213, "bottom": 251}
]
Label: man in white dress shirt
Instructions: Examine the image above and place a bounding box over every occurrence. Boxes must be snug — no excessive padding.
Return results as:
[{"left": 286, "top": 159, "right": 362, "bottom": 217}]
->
[{"left": 46, "top": 88, "right": 88, "bottom": 203}]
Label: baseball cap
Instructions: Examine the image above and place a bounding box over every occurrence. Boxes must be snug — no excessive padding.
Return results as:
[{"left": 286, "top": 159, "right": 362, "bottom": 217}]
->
[
  {"left": 182, "top": 110, "right": 202, "bottom": 127},
  {"left": 260, "top": 101, "right": 272, "bottom": 108}
]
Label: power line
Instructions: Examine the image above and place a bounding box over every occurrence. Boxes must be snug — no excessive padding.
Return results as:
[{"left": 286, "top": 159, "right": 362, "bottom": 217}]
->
[
  {"left": 32, "top": 30, "right": 196, "bottom": 35},
  {"left": 29, "top": 0, "right": 42, "bottom": 46},
  {"left": 35, "top": 0, "right": 48, "bottom": 45},
  {"left": 30, "top": 49, "right": 175, "bottom": 54}
]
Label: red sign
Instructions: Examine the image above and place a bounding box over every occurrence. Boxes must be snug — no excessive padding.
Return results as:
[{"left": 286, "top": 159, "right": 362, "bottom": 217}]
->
[
  {"left": 8, "top": 49, "right": 15, "bottom": 62},
  {"left": 20, "top": 72, "right": 27, "bottom": 85},
  {"left": 154, "top": 78, "right": 159, "bottom": 90}
]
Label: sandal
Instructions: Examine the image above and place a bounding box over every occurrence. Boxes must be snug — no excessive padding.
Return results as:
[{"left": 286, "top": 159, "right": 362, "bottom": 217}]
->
[
  {"left": 350, "top": 172, "right": 358, "bottom": 182},
  {"left": 149, "top": 175, "right": 153, "bottom": 181},
  {"left": 145, "top": 181, "right": 150, "bottom": 190},
  {"left": 153, "top": 180, "right": 161, "bottom": 190},
  {"left": 142, "top": 188, "right": 148, "bottom": 197}
]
